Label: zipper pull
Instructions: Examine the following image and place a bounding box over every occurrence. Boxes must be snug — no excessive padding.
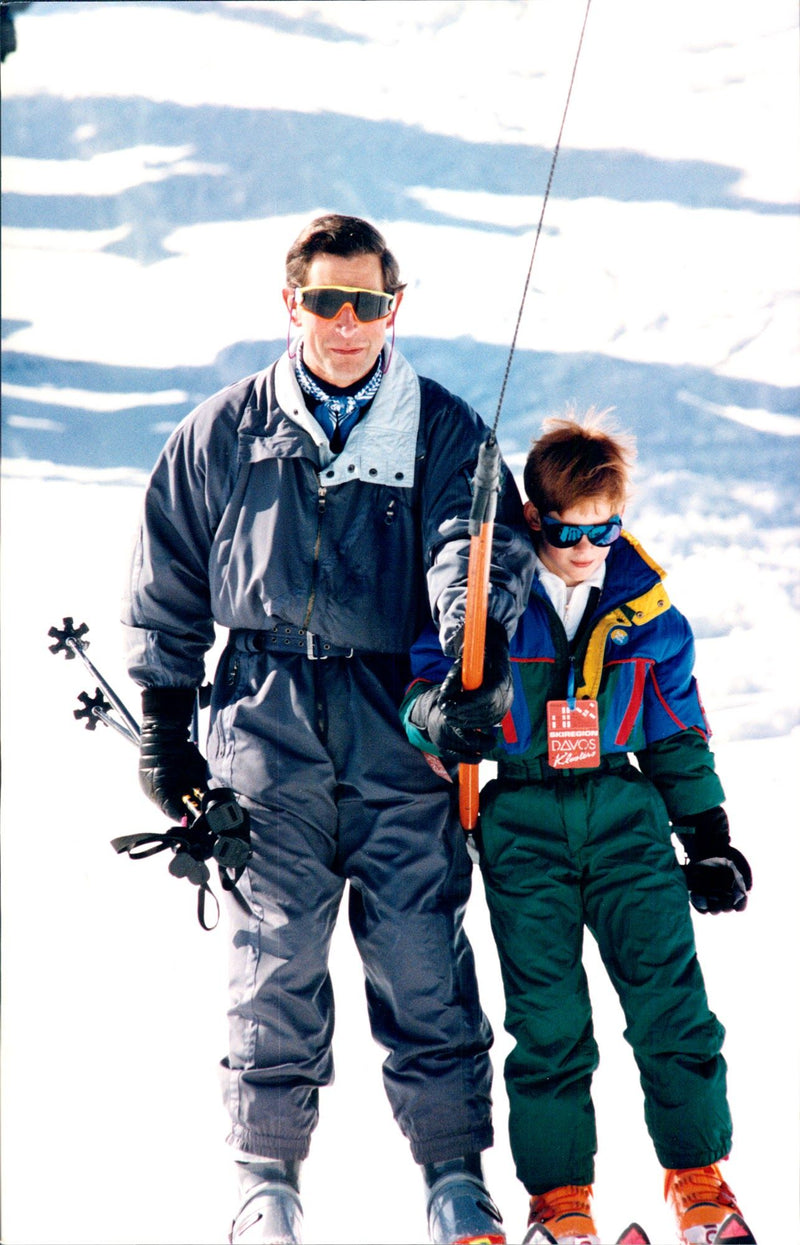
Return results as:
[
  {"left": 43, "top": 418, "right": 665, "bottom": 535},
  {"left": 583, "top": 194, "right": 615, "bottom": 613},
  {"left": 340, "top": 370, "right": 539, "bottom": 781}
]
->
[
  {"left": 567, "top": 658, "right": 576, "bottom": 711},
  {"left": 317, "top": 485, "right": 327, "bottom": 513}
]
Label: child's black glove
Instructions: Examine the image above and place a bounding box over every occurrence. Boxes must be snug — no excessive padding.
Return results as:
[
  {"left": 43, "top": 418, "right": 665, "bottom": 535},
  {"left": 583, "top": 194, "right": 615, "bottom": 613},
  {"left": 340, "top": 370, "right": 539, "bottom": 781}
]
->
[
  {"left": 408, "top": 686, "right": 497, "bottom": 762},
  {"left": 674, "top": 805, "right": 752, "bottom": 914},
  {"left": 438, "top": 617, "right": 514, "bottom": 730}
]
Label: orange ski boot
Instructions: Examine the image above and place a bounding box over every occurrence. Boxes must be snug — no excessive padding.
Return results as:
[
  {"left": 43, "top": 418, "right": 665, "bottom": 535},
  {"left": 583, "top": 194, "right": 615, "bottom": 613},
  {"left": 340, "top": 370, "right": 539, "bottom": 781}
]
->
[
  {"left": 664, "top": 1163, "right": 753, "bottom": 1243},
  {"left": 523, "top": 1185, "right": 600, "bottom": 1244}
]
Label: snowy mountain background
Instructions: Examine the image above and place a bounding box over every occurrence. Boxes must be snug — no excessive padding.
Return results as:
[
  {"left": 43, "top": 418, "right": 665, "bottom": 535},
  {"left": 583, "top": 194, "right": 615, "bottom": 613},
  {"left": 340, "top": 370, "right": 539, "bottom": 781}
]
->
[{"left": 1, "top": 2, "right": 798, "bottom": 1243}]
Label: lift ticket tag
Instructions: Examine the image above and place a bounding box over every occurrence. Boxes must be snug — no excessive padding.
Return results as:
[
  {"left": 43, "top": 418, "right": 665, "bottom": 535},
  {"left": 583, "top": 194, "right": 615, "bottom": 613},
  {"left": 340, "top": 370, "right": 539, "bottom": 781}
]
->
[{"left": 546, "top": 698, "right": 601, "bottom": 769}]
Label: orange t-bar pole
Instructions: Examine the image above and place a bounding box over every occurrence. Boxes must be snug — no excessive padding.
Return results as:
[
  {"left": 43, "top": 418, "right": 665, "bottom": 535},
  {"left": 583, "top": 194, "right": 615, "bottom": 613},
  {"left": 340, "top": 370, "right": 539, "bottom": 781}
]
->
[{"left": 458, "top": 437, "right": 501, "bottom": 830}]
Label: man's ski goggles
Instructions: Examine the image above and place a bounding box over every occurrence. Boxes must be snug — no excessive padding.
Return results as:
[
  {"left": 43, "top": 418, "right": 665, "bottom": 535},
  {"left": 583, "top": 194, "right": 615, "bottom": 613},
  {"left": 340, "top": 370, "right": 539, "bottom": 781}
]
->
[
  {"left": 296, "top": 286, "right": 396, "bottom": 322},
  {"left": 540, "top": 514, "right": 623, "bottom": 548}
]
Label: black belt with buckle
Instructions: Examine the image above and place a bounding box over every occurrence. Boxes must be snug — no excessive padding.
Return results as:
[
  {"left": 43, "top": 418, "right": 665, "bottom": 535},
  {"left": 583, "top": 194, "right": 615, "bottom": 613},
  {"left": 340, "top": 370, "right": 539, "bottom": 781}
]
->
[{"left": 231, "top": 625, "right": 354, "bottom": 660}]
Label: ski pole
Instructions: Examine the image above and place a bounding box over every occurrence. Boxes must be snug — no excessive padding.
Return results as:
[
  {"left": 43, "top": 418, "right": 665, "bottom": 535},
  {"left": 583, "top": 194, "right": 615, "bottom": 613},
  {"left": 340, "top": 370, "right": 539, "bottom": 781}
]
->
[
  {"left": 49, "top": 617, "right": 251, "bottom": 930},
  {"left": 459, "top": 436, "right": 501, "bottom": 831},
  {"left": 48, "top": 617, "right": 141, "bottom": 743},
  {"left": 73, "top": 686, "right": 141, "bottom": 744}
]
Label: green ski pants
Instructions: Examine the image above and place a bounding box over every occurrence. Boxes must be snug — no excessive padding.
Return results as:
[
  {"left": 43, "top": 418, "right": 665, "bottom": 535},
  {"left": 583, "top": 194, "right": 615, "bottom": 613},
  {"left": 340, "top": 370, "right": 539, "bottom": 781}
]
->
[{"left": 478, "top": 761, "right": 732, "bottom": 1194}]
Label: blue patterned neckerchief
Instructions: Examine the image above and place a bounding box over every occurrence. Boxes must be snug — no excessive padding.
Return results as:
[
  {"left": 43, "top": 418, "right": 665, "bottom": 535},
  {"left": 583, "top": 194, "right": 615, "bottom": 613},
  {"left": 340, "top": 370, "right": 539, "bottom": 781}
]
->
[{"left": 295, "top": 347, "right": 383, "bottom": 452}]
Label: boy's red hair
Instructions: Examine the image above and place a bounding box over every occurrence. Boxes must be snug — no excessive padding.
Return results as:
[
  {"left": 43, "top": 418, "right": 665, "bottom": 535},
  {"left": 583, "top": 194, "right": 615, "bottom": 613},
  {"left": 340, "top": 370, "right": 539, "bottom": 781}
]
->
[{"left": 523, "top": 407, "right": 635, "bottom": 515}]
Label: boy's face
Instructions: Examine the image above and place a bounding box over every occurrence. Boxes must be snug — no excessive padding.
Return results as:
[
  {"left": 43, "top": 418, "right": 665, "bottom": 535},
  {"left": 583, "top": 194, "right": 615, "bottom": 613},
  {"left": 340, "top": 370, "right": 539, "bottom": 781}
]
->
[{"left": 524, "top": 496, "right": 621, "bottom": 587}]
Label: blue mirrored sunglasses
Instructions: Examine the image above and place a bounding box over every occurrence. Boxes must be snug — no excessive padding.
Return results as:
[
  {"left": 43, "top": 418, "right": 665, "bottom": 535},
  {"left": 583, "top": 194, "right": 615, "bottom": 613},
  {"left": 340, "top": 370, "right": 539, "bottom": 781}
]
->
[{"left": 540, "top": 514, "right": 623, "bottom": 548}]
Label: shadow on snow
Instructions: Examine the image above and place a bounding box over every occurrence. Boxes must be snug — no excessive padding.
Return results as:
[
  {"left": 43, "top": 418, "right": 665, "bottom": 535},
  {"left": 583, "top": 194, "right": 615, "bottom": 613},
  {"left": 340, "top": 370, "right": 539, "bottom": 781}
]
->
[
  {"left": 3, "top": 335, "right": 798, "bottom": 529},
  {"left": 2, "top": 96, "right": 795, "bottom": 264}
]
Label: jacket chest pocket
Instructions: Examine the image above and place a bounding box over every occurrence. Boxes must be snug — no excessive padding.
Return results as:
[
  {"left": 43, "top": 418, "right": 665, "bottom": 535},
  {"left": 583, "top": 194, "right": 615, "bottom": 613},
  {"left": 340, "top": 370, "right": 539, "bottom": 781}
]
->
[{"left": 326, "top": 482, "right": 415, "bottom": 560}]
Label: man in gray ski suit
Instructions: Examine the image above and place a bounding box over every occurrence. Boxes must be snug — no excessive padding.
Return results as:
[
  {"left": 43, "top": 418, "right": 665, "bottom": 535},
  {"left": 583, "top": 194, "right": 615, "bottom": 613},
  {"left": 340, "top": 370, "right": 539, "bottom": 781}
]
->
[{"left": 122, "top": 214, "right": 534, "bottom": 1245}]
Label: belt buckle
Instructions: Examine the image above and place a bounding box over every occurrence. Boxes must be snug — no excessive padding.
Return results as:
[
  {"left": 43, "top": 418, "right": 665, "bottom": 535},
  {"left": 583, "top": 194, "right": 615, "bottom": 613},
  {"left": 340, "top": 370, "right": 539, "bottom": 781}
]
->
[
  {"left": 305, "top": 630, "right": 322, "bottom": 660},
  {"left": 305, "top": 632, "right": 354, "bottom": 660}
]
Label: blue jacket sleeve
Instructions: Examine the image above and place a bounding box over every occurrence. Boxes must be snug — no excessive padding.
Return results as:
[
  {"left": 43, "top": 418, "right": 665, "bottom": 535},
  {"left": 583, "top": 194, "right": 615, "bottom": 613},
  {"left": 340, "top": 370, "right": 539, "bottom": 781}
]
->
[
  {"left": 121, "top": 391, "right": 241, "bottom": 687},
  {"left": 641, "top": 611, "right": 712, "bottom": 742},
  {"left": 399, "top": 622, "right": 454, "bottom": 753},
  {"left": 635, "top": 610, "right": 725, "bottom": 817}
]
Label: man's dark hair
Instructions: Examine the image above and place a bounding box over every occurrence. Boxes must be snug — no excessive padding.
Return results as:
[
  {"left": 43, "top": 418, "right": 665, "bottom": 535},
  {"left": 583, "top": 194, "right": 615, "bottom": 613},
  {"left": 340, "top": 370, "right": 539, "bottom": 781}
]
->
[{"left": 285, "top": 214, "right": 406, "bottom": 294}]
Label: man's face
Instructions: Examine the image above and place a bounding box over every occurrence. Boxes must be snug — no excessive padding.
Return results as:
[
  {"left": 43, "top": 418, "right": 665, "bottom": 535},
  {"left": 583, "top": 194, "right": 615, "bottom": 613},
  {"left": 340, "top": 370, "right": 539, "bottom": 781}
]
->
[
  {"left": 284, "top": 252, "right": 401, "bottom": 387},
  {"left": 524, "top": 495, "right": 620, "bottom": 587}
]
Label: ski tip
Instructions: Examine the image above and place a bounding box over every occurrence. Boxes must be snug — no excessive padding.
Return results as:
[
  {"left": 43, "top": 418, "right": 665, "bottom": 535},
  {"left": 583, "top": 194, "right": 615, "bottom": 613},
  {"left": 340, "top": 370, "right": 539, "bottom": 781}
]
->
[
  {"left": 715, "top": 1212, "right": 757, "bottom": 1243},
  {"left": 522, "top": 1224, "right": 558, "bottom": 1245},
  {"left": 616, "top": 1225, "right": 650, "bottom": 1245}
]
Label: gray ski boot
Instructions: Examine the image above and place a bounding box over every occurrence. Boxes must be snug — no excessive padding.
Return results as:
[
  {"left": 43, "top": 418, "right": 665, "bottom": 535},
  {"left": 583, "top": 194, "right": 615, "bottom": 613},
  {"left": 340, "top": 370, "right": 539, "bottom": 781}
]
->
[
  {"left": 229, "top": 1159, "right": 303, "bottom": 1245},
  {"left": 423, "top": 1154, "right": 506, "bottom": 1244}
]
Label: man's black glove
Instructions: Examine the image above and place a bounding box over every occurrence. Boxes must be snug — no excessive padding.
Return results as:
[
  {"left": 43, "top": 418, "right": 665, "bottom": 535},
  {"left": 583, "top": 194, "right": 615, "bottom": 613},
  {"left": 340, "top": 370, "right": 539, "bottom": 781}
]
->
[
  {"left": 138, "top": 687, "right": 208, "bottom": 822},
  {"left": 437, "top": 617, "right": 514, "bottom": 730},
  {"left": 408, "top": 686, "right": 497, "bottom": 762},
  {"left": 674, "top": 805, "right": 753, "bottom": 914}
]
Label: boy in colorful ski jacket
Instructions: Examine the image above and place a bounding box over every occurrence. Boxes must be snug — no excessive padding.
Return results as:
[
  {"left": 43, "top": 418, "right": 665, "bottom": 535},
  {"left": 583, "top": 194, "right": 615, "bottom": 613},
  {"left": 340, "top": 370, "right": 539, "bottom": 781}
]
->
[{"left": 401, "top": 413, "right": 755, "bottom": 1245}]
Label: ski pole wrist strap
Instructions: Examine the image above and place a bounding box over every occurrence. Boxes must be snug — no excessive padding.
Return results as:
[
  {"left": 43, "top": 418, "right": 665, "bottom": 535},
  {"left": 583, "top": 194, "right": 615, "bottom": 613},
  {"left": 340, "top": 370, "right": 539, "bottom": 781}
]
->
[{"left": 111, "top": 788, "right": 253, "bottom": 931}]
